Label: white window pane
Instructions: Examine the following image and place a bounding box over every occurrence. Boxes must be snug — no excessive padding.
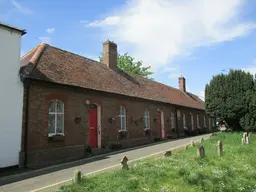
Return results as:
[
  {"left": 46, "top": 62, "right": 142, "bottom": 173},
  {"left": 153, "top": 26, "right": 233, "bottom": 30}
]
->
[
  {"left": 57, "top": 100, "right": 64, "bottom": 113},
  {"left": 49, "top": 101, "right": 56, "bottom": 113},
  {"left": 121, "top": 117, "right": 125, "bottom": 130},
  {"left": 48, "top": 114, "right": 55, "bottom": 134},
  {"left": 56, "top": 114, "right": 64, "bottom": 133}
]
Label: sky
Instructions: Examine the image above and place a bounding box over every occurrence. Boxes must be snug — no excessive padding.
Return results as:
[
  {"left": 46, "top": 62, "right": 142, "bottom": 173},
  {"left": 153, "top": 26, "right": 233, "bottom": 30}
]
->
[{"left": 1, "top": 0, "right": 256, "bottom": 101}]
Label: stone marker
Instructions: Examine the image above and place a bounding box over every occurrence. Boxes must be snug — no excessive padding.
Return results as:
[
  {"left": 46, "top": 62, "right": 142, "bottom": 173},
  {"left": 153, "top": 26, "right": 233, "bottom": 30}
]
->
[
  {"left": 197, "top": 145, "right": 205, "bottom": 158},
  {"left": 121, "top": 156, "right": 129, "bottom": 170},
  {"left": 164, "top": 151, "right": 172, "bottom": 157},
  {"left": 243, "top": 132, "right": 247, "bottom": 140},
  {"left": 191, "top": 140, "right": 195, "bottom": 147},
  {"left": 217, "top": 140, "right": 223, "bottom": 156},
  {"left": 242, "top": 137, "right": 245, "bottom": 145},
  {"left": 246, "top": 136, "right": 249, "bottom": 144},
  {"left": 73, "top": 169, "right": 82, "bottom": 184}
]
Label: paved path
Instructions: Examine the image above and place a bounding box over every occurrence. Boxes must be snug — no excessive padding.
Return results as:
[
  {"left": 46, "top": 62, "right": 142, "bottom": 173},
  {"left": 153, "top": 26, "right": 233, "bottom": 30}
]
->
[{"left": 0, "top": 134, "right": 211, "bottom": 192}]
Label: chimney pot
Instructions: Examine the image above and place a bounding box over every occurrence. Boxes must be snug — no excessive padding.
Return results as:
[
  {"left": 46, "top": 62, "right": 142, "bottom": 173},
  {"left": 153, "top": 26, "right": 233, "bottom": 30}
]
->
[
  {"left": 179, "top": 76, "right": 186, "bottom": 92},
  {"left": 103, "top": 40, "right": 117, "bottom": 70}
]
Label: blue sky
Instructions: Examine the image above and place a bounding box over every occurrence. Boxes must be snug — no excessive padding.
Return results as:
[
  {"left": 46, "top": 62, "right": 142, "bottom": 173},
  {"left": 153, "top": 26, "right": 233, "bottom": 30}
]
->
[{"left": 1, "top": 0, "right": 256, "bottom": 100}]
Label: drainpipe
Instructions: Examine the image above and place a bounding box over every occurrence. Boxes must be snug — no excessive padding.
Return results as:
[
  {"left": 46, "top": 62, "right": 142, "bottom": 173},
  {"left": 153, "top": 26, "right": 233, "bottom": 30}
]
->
[{"left": 23, "top": 79, "right": 31, "bottom": 167}]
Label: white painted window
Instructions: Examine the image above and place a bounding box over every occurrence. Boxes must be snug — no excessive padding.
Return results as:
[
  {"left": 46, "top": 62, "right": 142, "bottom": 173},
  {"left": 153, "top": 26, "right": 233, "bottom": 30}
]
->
[
  {"left": 48, "top": 100, "right": 64, "bottom": 136},
  {"left": 144, "top": 109, "right": 150, "bottom": 129},
  {"left": 119, "top": 106, "right": 126, "bottom": 130},
  {"left": 183, "top": 113, "right": 186, "bottom": 128},
  {"left": 197, "top": 115, "right": 200, "bottom": 127},
  {"left": 191, "top": 114, "right": 194, "bottom": 130},
  {"left": 171, "top": 112, "right": 175, "bottom": 128},
  {"left": 204, "top": 116, "right": 206, "bottom": 127}
]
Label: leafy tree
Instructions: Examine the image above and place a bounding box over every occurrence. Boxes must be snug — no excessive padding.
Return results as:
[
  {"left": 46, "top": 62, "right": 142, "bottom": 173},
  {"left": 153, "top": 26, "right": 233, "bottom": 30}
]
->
[
  {"left": 99, "top": 53, "right": 153, "bottom": 79},
  {"left": 205, "top": 69, "right": 256, "bottom": 131}
]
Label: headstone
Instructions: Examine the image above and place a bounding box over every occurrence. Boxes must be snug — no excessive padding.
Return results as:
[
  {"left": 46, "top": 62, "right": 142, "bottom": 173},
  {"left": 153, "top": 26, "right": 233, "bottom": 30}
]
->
[
  {"left": 217, "top": 140, "right": 223, "bottom": 156},
  {"left": 245, "top": 136, "right": 249, "bottom": 144},
  {"left": 164, "top": 151, "right": 172, "bottom": 157},
  {"left": 242, "top": 137, "right": 245, "bottom": 145},
  {"left": 197, "top": 145, "right": 205, "bottom": 158},
  {"left": 191, "top": 140, "right": 195, "bottom": 147},
  {"left": 73, "top": 169, "right": 82, "bottom": 184},
  {"left": 121, "top": 156, "right": 129, "bottom": 170},
  {"left": 243, "top": 133, "right": 247, "bottom": 140}
]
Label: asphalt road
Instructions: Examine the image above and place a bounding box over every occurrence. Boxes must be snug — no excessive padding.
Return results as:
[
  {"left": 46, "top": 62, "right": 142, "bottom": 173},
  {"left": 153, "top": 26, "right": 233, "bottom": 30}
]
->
[{"left": 0, "top": 134, "right": 211, "bottom": 192}]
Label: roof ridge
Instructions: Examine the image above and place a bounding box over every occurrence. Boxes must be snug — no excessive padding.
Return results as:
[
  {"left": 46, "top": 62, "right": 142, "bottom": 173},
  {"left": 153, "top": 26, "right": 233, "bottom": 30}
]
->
[
  {"left": 48, "top": 44, "right": 199, "bottom": 98},
  {"left": 29, "top": 42, "right": 48, "bottom": 64}
]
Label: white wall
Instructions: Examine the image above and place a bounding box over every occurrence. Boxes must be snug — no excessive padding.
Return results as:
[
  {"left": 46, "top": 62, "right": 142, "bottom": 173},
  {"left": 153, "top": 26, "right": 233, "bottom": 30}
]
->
[{"left": 0, "top": 27, "right": 24, "bottom": 168}]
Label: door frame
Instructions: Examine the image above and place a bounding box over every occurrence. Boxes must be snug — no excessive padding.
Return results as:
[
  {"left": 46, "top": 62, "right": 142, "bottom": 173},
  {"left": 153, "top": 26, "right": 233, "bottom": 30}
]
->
[
  {"left": 158, "top": 109, "right": 165, "bottom": 139},
  {"left": 89, "top": 103, "right": 102, "bottom": 148}
]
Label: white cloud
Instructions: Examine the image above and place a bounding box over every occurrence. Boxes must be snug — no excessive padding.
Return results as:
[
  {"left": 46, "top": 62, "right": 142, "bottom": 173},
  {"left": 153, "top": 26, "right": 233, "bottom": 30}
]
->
[
  {"left": 86, "top": 0, "right": 256, "bottom": 72},
  {"left": 86, "top": 16, "right": 121, "bottom": 27},
  {"left": 46, "top": 28, "right": 55, "bottom": 34},
  {"left": 242, "top": 59, "right": 256, "bottom": 75},
  {"left": 38, "top": 36, "right": 51, "bottom": 44},
  {"left": 12, "top": 0, "right": 33, "bottom": 15}
]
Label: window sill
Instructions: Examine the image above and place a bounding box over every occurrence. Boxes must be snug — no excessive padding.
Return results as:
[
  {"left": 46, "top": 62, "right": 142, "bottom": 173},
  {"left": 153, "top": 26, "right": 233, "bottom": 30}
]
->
[
  {"left": 48, "top": 134, "right": 65, "bottom": 141},
  {"left": 118, "top": 130, "right": 127, "bottom": 133}
]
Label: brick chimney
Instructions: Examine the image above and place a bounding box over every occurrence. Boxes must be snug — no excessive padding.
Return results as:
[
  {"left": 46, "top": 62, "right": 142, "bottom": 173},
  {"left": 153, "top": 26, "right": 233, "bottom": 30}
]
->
[
  {"left": 103, "top": 40, "right": 117, "bottom": 70},
  {"left": 179, "top": 76, "right": 186, "bottom": 92}
]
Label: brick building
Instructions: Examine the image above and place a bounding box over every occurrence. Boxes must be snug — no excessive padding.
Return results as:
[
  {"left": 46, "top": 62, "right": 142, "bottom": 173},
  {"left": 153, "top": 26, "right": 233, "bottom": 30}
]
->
[{"left": 19, "top": 40, "right": 214, "bottom": 168}]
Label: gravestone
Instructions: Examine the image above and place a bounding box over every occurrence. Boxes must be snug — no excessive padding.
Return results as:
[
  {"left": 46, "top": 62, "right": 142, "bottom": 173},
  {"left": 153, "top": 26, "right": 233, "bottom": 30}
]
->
[
  {"left": 164, "top": 151, "right": 172, "bottom": 157},
  {"left": 217, "top": 140, "right": 223, "bottom": 156},
  {"left": 73, "top": 169, "right": 82, "bottom": 184},
  {"left": 242, "top": 137, "right": 245, "bottom": 145},
  {"left": 246, "top": 136, "right": 249, "bottom": 144},
  {"left": 191, "top": 140, "right": 195, "bottom": 147},
  {"left": 121, "top": 156, "right": 129, "bottom": 170},
  {"left": 197, "top": 145, "right": 205, "bottom": 158}
]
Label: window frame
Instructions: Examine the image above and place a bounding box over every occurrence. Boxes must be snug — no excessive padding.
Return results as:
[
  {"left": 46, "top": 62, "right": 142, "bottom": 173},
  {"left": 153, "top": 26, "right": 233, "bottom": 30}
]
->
[
  {"left": 144, "top": 109, "right": 150, "bottom": 130},
  {"left": 183, "top": 113, "right": 186, "bottom": 128},
  {"left": 48, "top": 99, "right": 65, "bottom": 137},
  {"left": 196, "top": 114, "right": 200, "bottom": 128},
  {"left": 170, "top": 112, "right": 175, "bottom": 129},
  {"left": 119, "top": 106, "right": 127, "bottom": 131},
  {"left": 191, "top": 113, "right": 194, "bottom": 130}
]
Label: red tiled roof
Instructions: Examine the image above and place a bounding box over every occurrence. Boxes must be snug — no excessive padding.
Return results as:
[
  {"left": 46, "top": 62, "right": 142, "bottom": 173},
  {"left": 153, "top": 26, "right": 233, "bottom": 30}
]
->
[{"left": 20, "top": 43, "right": 205, "bottom": 110}]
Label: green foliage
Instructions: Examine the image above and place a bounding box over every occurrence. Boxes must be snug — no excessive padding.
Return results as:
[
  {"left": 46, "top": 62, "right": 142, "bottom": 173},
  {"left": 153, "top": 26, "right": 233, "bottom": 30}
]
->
[
  {"left": 205, "top": 69, "right": 256, "bottom": 130},
  {"left": 99, "top": 53, "right": 153, "bottom": 79},
  {"left": 58, "top": 133, "right": 256, "bottom": 192}
]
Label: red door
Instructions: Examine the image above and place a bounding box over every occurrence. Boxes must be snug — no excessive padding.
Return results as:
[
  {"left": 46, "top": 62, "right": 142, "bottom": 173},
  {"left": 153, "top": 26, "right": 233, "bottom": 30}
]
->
[
  {"left": 158, "top": 111, "right": 162, "bottom": 138},
  {"left": 89, "top": 105, "right": 98, "bottom": 148}
]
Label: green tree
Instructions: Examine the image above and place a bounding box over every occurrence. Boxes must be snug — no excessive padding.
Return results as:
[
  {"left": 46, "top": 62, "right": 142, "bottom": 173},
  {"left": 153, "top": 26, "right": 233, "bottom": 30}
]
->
[
  {"left": 205, "top": 69, "right": 256, "bottom": 131},
  {"left": 99, "top": 53, "right": 153, "bottom": 79}
]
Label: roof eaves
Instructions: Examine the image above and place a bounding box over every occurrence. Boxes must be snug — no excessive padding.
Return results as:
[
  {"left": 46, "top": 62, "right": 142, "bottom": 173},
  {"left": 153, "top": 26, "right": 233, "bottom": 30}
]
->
[{"left": 0, "top": 22, "right": 26, "bottom": 36}]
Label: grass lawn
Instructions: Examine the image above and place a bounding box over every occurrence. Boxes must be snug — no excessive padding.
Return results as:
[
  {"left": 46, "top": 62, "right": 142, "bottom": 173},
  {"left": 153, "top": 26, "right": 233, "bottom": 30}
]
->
[{"left": 57, "top": 133, "right": 256, "bottom": 192}]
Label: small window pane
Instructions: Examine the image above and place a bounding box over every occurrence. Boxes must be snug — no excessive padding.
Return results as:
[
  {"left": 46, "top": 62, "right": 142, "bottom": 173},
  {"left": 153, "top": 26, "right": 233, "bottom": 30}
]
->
[
  {"left": 48, "top": 114, "right": 55, "bottom": 134},
  {"left": 121, "top": 117, "right": 126, "bottom": 130},
  {"left": 49, "top": 101, "right": 56, "bottom": 113},
  {"left": 56, "top": 114, "right": 64, "bottom": 133},
  {"left": 57, "top": 100, "right": 64, "bottom": 113}
]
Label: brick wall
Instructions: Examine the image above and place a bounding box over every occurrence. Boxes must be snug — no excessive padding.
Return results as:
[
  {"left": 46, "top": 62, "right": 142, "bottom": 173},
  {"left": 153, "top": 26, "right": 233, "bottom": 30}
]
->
[{"left": 23, "top": 80, "right": 208, "bottom": 168}]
